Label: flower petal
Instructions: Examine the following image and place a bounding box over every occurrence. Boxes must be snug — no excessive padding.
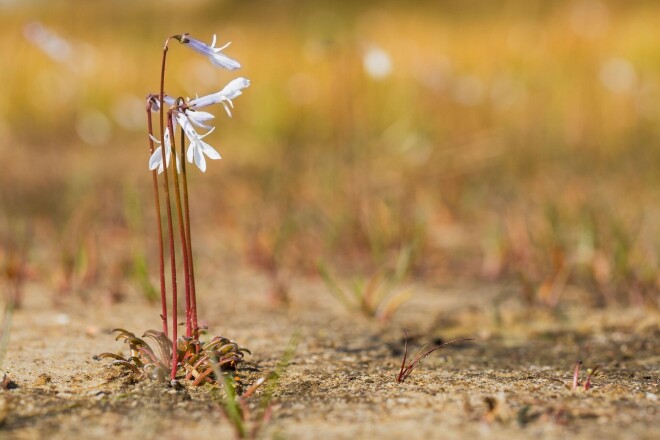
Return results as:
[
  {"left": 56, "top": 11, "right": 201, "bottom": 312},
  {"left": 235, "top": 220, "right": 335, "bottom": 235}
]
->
[
  {"left": 222, "top": 102, "right": 232, "bottom": 117},
  {"left": 209, "top": 53, "right": 241, "bottom": 70},
  {"left": 200, "top": 141, "right": 221, "bottom": 160},
  {"left": 187, "top": 144, "right": 195, "bottom": 163},
  {"left": 149, "top": 147, "right": 163, "bottom": 170},
  {"left": 221, "top": 77, "right": 250, "bottom": 100},
  {"left": 194, "top": 144, "right": 206, "bottom": 172},
  {"left": 186, "top": 110, "right": 215, "bottom": 129}
]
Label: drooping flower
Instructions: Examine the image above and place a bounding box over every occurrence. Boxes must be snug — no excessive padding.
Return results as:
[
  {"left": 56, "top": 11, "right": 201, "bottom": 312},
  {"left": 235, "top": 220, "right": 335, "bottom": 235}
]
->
[
  {"left": 148, "top": 124, "right": 180, "bottom": 174},
  {"left": 147, "top": 103, "right": 222, "bottom": 172},
  {"left": 189, "top": 77, "right": 250, "bottom": 116},
  {"left": 177, "top": 34, "right": 240, "bottom": 70},
  {"left": 174, "top": 113, "right": 221, "bottom": 173}
]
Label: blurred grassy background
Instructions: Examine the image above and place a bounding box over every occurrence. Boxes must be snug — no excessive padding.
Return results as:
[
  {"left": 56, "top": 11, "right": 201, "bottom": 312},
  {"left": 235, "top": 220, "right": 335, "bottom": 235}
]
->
[{"left": 0, "top": 0, "right": 658, "bottom": 309}]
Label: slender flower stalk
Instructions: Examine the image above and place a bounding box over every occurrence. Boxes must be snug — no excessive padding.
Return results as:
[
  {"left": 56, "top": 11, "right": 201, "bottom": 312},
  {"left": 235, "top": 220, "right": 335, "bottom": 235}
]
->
[
  {"left": 158, "top": 39, "right": 179, "bottom": 382},
  {"left": 145, "top": 96, "right": 168, "bottom": 336},
  {"left": 167, "top": 108, "right": 193, "bottom": 339},
  {"left": 178, "top": 128, "right": 199, "bottom": 338}
]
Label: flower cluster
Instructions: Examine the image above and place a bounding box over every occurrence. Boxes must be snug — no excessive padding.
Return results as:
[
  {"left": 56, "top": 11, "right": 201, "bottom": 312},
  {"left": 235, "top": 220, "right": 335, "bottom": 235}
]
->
[
  {"left": 149, "top": 34, "right": 250, "bottom": 173},
  {"left": 123, "top": 32, "right": 252, "bottom": 384}
]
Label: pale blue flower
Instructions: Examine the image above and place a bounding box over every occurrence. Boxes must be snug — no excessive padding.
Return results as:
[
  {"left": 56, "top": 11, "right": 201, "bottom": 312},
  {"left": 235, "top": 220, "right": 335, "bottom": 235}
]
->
[
  {"left": 189, "top": 77, "right": 250, "bottom": 116},
  {"left": 178, "top": 34, "right": 240, "bottom": 70}
]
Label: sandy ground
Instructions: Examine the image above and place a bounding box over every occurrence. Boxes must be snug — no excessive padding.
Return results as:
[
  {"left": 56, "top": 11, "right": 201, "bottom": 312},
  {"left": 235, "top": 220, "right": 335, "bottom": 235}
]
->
[{"left": 0, "top": 268, "right": 658, "bottom": 440}]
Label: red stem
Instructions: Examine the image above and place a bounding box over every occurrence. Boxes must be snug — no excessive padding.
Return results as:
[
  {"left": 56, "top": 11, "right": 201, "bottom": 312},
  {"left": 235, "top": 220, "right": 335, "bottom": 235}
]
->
[
  {"left": 167, "top": 110, "right": 192, "bottom": 339},
  {"left": 146, "top": 102, "right": 168, "bottom": 336},
  {"left": 397, "top": 331, "right": 409, "bottom": 382},
  {"left": 572, "top": 361, "right": 582, "bottom": 391},
  {"left": 178, "top": 136, "right": 199, "bottom": 339},
  {"left": 159, "top": 41, "right": 179, "bottom": 382}
]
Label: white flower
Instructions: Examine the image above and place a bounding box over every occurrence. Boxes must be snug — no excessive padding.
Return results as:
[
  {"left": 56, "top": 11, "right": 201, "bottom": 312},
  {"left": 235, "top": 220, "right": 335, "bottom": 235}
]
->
[
  {"left": 189, "top": 77, "right": 250, "bottom": 116},
  {"left": 147, "top": 107, "right": 219, "bottom": 173},
  {"left": 185, "top": 109, "right": 215, "bottom": 130},
  {"left": 178, "top": 34, "right": 241, "bottom": 70},
  {"left": 148, "top": 125, "right": 181, "bottom": 174},
  {"left": 176, "top": 113, "right": 221, "bottom": 173},
  {"left": 148, "top": 130, "right": 171, "bottom": 174}
]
